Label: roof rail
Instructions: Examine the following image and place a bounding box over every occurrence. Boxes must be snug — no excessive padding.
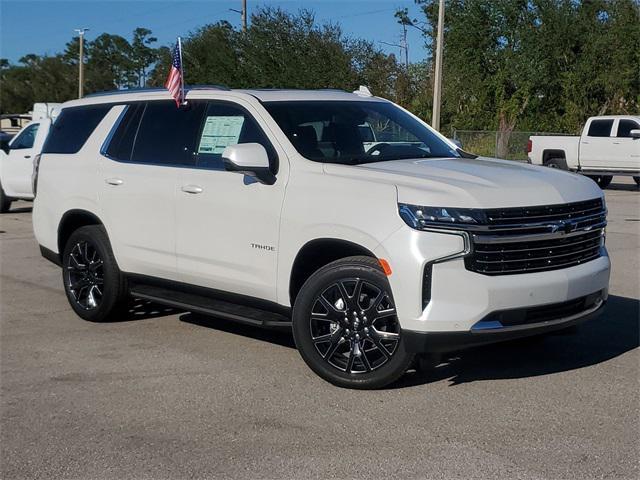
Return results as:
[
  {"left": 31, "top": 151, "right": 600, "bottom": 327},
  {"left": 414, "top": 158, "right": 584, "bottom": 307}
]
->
[
  {"left": 83, "top": 84, "right": 231, "bottom": 98},
  {"left": 188, "top": 84, "right": 231, "bottom": 91},
  {"left": 83, "top": 87, "right": 167, "bottom": 98},
  {"left": 247, "top": 88, "right": 347, "bottom": 93}
]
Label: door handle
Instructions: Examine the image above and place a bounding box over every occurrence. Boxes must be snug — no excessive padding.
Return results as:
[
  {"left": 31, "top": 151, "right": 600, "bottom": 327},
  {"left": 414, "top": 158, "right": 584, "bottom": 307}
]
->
[
  {"left": 181, "top": 185, "right": 203, "bottom": 194},
  {"left": 105, "top": 178, "right": 124, "bottom": 186},
  {"left": 23, "top": 155, "right": 31, "bottom": 159}
]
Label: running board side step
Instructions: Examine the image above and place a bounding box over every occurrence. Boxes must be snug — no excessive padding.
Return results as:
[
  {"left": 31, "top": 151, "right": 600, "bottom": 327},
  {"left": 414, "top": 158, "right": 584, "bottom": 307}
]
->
[{"left": 129, "top": 283, "right": 292, "bottom": 329}]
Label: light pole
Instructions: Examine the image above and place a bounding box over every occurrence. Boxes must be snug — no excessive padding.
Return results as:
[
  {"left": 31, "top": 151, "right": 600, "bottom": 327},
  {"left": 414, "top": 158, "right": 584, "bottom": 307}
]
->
[
  {"left": 74, "top": 28, "right": 89, "bottom": 98},
  {"left": 432, "top": 0, "right": 444, "bottom": 131}
]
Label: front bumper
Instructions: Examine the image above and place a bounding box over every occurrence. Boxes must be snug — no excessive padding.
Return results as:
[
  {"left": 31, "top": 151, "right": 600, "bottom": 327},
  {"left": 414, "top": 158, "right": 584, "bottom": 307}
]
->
[
  {"left": 375, "top": 225, "right": 611, "bottom": 334},
  {"left": 402, "top": 291, "right": 605, "bottom": 353}
]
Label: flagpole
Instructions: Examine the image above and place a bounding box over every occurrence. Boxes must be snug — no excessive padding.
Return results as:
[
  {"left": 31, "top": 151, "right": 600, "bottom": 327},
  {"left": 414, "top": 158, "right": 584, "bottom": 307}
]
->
[{"left": 177, "top": 36, "right": 186, "bottom": 104}]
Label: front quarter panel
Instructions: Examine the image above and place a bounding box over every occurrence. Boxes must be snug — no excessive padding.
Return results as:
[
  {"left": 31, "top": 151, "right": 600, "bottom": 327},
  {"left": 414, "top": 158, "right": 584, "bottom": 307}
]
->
[{"left": 277, "top": 163, "right": 403, "bottom": 306}]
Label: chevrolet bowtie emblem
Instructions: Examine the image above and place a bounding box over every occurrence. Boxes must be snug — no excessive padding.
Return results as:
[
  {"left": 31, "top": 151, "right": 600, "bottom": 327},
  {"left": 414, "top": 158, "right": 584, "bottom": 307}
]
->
[{"left": 547, "top": 220, "right": 577, "bottom": 234}]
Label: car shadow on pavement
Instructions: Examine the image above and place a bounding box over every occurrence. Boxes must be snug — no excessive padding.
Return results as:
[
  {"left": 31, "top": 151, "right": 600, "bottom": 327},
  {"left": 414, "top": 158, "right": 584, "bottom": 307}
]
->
[
  {"left": 124, "top": 298, "right": 182, "bottom": 321},
  {"left": 394, "top": 294, "right": 639, "bottom": 389},
  {"left": 5, "top": 205, "right": 33, "bottom": 214},
  {"left": 140, "top": 295, "right": 637, "bottom": 389},
  {"left": 606, "top": 182, "right": 640, "bottom": 192},
  {"left": 180, "top": 312, "right": 296, "bottom": 349}
]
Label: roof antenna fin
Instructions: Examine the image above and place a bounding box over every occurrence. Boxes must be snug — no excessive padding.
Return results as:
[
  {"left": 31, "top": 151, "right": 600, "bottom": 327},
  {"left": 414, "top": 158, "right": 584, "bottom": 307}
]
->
[{"left": 353, "top": 85, "right": 372, "bottom": 97}]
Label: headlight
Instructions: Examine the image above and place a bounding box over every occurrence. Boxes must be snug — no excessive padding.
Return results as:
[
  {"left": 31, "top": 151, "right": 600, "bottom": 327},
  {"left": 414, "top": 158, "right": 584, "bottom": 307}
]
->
[{"left": 399, "top": 203, "right": 486, "bottom": 230}]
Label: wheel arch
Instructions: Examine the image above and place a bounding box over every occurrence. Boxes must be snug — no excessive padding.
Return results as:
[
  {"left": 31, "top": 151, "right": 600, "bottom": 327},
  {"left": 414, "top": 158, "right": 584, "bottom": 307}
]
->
[
  {"left": 288, "top": 238, "right": 378, "bottom": 306},
  {"left": 542, "top": 149, "right": 567, "bottom": 166},
  {"left": 58, "top": 209, "right": 105, "bottom": 255}
]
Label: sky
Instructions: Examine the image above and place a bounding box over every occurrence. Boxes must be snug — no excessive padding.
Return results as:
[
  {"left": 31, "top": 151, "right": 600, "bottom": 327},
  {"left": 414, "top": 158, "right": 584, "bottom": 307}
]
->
[{"left": 0, "top": 0, "right": 428, "bottom": 64}]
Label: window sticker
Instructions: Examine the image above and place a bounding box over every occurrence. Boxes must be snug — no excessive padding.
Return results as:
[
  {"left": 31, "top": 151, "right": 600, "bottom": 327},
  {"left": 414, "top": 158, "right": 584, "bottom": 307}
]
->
[{"left": 198, "top": 116, "right": 245, "bottom": 154}]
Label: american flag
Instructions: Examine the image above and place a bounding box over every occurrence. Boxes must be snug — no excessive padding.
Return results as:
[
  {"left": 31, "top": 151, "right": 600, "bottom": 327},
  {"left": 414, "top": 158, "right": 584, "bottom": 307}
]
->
[{"left": 165, "top": 40, "right": 184, "bottom": 106}]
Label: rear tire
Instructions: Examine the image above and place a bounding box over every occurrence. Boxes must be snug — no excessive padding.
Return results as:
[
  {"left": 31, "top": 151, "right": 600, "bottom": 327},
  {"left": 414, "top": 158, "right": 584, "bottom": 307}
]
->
[
  {"left": 587, "top": 175, "right": 613, "bottom": 189},
  {"left": 545, "top": 158, "right": 568, "bottom": 170},
  {"left": 62, "top": 225, "right": 129, "bottom": 322},
  {"left": 0, "top": 182, "right": 12, "bottom": 213},
  {"left": 292, "top": 256, "right": 414, "bottom": 389}
]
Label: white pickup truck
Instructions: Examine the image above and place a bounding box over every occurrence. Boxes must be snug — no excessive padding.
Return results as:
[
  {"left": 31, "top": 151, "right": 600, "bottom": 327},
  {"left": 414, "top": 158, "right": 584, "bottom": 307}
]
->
[
  {"left": 527, "top": 115, "right": 640, "bottom": 188},
  {"left": 0, "top": 103, "right": 60, "bottom": 212}
]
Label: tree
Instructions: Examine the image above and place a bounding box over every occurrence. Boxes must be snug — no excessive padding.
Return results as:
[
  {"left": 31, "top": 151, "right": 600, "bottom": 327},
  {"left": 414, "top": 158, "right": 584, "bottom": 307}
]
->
[
  {"left": 87, "top": 33, "right": 136, "bottom": 91},
  {"left": 405, "top": 0, "right": 639, "bottom": 142},
  {"left": 148, "top": 7, "right": 401, "bottom": 98},
  {"left": 131, "top": 28, "right": 158, "bottom": 87},
  {"left": 0, "top": 55, "right": 76, "bottom": 113}
]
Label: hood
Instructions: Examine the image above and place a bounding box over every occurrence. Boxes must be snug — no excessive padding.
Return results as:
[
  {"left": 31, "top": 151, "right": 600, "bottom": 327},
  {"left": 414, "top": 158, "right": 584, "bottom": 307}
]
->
[{"left": 323, "top": 157, "right": 603, "bottom": 208}]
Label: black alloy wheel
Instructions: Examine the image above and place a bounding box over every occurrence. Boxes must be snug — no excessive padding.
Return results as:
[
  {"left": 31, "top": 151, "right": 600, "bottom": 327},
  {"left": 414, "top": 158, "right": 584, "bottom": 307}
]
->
[
  {"left": 64, "top": 240, "right": 105, "bottom": 310},
  {"left": 292, "top": 256, "right": 414, "bottom": 389},
  {"left": 309, "top": 278, "right": 400, "bottom": 374},
  {"left": 62, "top": 225, "right": 129, "bottom": 322}
]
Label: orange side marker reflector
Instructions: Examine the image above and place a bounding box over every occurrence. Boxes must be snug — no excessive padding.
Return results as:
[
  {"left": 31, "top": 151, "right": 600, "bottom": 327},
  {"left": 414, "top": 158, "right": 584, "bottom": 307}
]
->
[{"left": 379, "top": 259, "right": 392, "bottom": 276}]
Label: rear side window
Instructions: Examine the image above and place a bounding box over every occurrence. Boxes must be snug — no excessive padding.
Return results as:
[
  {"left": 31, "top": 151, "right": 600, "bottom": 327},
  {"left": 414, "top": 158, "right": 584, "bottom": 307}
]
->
[
  {"left": 10, "top": 123, "right": 39, "bottom": 149},
  {"left": 42, "top": 105, "right": 111, "bottom": 154},
  {"left": 104, "top": 104, "right": 145, "bottom": 161},
  {"left": 616, "top": 119, "right": 640, "bottom": 138},
  {"left": 131, "top": 101, "right": 206, "bottom": 166},
  {"left": 587, "top": 119, "right": 614, "bottom": 137}
]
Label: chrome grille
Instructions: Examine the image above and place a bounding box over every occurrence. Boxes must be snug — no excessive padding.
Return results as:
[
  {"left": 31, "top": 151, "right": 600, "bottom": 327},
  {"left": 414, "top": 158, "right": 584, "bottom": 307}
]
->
[{"left": 465, "top": 198, "right": 606, "bottom": 275}]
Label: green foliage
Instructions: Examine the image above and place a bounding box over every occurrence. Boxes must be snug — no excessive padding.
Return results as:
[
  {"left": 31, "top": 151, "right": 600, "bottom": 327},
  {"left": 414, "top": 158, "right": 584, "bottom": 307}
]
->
[
  {"left": 1, "top": 29, "right": 160, "bottom": 114},
  {"left": 413, "top": 0, "right": 640, "bottom": 135},
  {"left": 1, "top": 0, "right": 637, "bottom": 138},
  {"left": 1, "top": 55, "right": 76, "bottom": 113},
  {"left": 148, "top": 7, "right": 400, "bottom": 95}
]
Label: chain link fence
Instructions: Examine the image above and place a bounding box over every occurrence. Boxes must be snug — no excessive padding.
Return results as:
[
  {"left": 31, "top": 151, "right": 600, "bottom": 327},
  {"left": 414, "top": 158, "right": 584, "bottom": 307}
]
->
[{"left": 452, "top": 130, "right": 565, "bottom": 161}]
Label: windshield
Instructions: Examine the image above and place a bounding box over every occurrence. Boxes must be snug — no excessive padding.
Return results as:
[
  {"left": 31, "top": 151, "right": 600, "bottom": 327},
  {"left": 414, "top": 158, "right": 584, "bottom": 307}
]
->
[{"left": 263, "top": 100, "right": 459, "bottom": 165}]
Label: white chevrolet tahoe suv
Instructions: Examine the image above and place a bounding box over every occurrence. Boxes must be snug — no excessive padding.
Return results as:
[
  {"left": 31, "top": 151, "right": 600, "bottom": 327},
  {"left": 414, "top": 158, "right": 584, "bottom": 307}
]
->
[{"left": 33, "top": 87, "right": 610, "bottom": 389}]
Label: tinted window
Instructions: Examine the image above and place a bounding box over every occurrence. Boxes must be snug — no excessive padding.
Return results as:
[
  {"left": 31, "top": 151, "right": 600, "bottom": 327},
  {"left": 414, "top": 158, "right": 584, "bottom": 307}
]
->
[
  {"left": 42, "top": 105, "right": 111, "bottom": 154},
  {"left": 11, "top": 123, "right": 39, "bottom": 149},
  {"left": 587, "top": 119, "right": 614, "bottom": 137},
  {"left": 104, "top": 103, "right": 145, "bottom": 161},
  {"left": 264, "top": 101, "right": 458, "bottom": 164},
  {"left": 196, "top": 102, "right": 277, "bottom": 171},
  {"left": 616, "top": 119, "right": 640, "bottom": 138},
  {"left": 131, "top": 101, "right": 206, "bottom": 166},
  {"left": 358, "top": 124, "right": 375, "bottom": 143}
]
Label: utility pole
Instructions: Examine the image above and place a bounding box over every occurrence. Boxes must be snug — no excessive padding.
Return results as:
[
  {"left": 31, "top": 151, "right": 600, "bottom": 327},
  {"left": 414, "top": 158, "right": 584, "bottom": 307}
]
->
[
  {"left": 242, "top": 0, "right": 247, "bottom": 32},
  {"left": 230, "top": 0, "right": 247, "bottom": 32},
  {"left": 74, "top": 28, "right": 89, "bottom": 98},
  {"left": 432, "top": 0, "right": 444, "bottom": 131},
  {"left": 401, "top": 22, "right": 409, "bottom": 69}
]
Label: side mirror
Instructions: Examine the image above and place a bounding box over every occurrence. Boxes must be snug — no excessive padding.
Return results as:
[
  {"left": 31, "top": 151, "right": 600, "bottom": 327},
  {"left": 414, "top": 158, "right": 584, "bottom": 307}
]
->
[
  {"left": 221, "top": 143, "right": 275, "bottom": 185},
  {"left": 448, "top": 137, "right": 462, "bottom": 149},
  {"left": 629, "top": 129, "right": 640, "bottom": 139}
]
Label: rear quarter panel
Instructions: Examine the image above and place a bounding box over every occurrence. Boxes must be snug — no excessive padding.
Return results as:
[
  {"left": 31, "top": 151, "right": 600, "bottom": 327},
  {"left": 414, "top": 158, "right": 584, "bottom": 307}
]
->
[
  {"left": 529, "top": 135, "right": 579, "bottom": 168},
  {"left": 32, "top": 107, "right": 120, "bottom": 254}
]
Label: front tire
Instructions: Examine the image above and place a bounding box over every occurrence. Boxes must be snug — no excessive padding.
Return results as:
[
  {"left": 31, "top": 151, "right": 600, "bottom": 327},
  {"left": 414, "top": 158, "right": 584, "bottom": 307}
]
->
[
  {"left": 292, "top": 256, "right": 414, "bottom": 389},
  {"left": 62, "top": 225, "right": 129, "bottom": 322},
  {"left": 587, "top": 175, "right": 613, "bottom": 189}
]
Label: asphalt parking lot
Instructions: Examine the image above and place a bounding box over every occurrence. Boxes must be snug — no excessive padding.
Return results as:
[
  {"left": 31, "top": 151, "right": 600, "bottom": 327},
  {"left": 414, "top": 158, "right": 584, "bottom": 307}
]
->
[{"left": 1, "top": 178, "right": 639, "bottom": 480}]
